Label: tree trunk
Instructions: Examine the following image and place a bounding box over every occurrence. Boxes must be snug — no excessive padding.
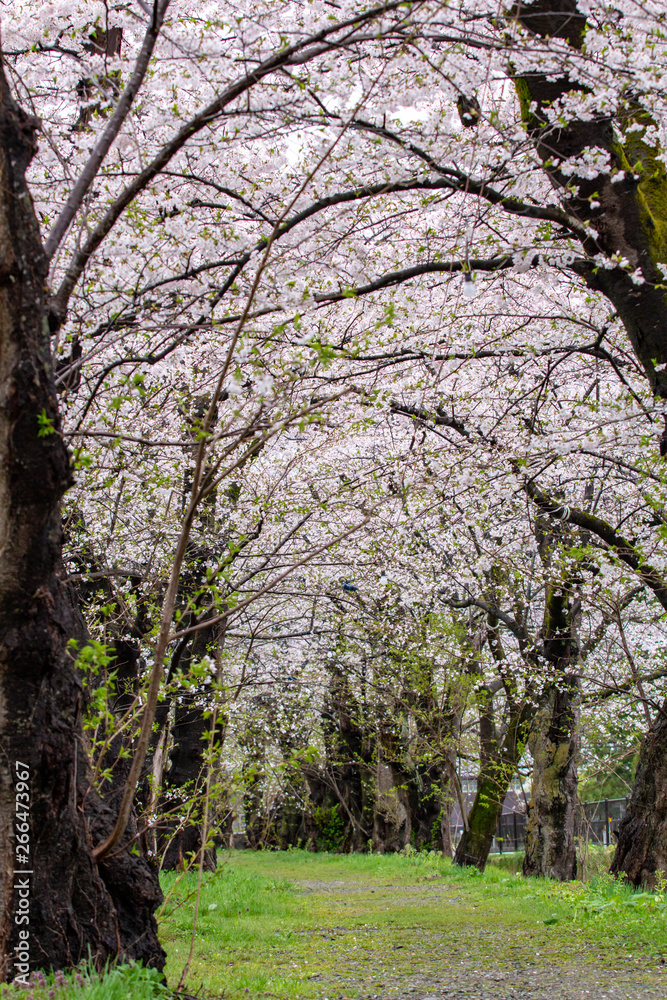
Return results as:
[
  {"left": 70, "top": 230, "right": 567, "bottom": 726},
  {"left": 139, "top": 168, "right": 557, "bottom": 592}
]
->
[
  {"left": 321, "top": 667, "right": 372, "bottom": 851},
  {"left": 522, "top": 682, "right": 579, "bottom": 880},
  {"left": 404, "top": 680, "right": 463, "bottom": 855},
  {"left": 523, "top": 578, "right": 580, "bottom": 881},
  {"left": 610, "top": 702, "right": 667, "bottom": 887},
  {"left": 440, "top": 783, "right": 455, "bottom": 858},
  {"left": 454, "top": 697, "right": 529, "bottom": 870},
  {"left": 408, "top": 766, "right": 444, "bottom": 852},
  {"left": 96, "top": 638, "right": 142, "bottom": 801},
  {"left": 158, "top": 696, "right": 217, "bottom": 871},
  {"left": 371, "top": 706, "right": 413, "bottom": 853},
  {"left": 243, "top": 760, "right": 267, "bottom": 849},
  {"left": 372, "top": 761, "right": 411, "bottom": 853},
  {"left": 0, "top": 67, "right": 164, "bottom": 979},
  {"left": 157, "top": 611, "right": 224, "bottom": 871},
  {"left": 454, "top": 767, "right": 509, "bottom": 870}
]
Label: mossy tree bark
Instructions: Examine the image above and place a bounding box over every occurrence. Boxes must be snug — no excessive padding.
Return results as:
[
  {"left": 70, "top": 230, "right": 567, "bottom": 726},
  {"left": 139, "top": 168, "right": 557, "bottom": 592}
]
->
[
  {"left": 0, "top": 66, "right": 164, "bottom": 978},
  {"left": 522, "top": 676, "right": 579, "bottom": 881},
  {"left": 523, "top": 485, "right": 667, "bottom": 879},
  {"left": 451, "top": 605, "right": 531, "bottom": 872},
  {"left": 523, "top": 522, "right": 580, "bottom": 881},
  {"left": 454, "top": 681, "right": 531, "bottom": 871},
  {"left": 453, "top": 756, "right": 517, "bottom": 870}
]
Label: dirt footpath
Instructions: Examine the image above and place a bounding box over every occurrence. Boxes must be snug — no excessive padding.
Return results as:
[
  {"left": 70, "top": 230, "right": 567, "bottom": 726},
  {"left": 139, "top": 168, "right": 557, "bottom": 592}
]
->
[{"left": 292, "top": 877, "right": 667, "bottom": 1000}]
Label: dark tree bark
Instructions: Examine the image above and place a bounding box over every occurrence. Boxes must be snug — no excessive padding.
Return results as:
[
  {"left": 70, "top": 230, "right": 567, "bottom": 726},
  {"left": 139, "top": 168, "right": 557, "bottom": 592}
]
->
[
  {"left": 320, "top": 667, "right": 373, "bottom": 851},
  {"left": 243, "top": 761, "right": 267, "bottom": 849},
  {"left": 374, "top": 707, "right": 452, "bottom": 854},
  {"left": 523, "top": 562, "right": 580, "bottom": 881},
  {"left": 299, "top": 771, "right": 336, "bottom": 849},
  {"left": 158, "top": 694, "right": 217, "bottom": 871},
  {"left": 610, "top": 702, "right": 667, "bottom": 887},
  {"left": 156, "top": 618, "right": 219, "bottom": 871},
  {"left": 403, "top": 670, "right": 463, "bottom": 854},
  {"left": 96, "top": 638, "right": 142, "bottom": 798},
  {"left": 0, "top": 66, "right": 164, "bottom": 978},
  {"left": 408, "top": 764, "right": 444, "bottom": 852},
  {"left": 154, "top": 422, "right": 227, "bottom": 870},
  {"left": 264, "top": 766, "right": 318, "bottom": 851}
]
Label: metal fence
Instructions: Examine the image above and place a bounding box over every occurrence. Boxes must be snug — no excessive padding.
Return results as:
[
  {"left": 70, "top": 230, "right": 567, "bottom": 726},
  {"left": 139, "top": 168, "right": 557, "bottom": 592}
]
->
[
  {"left": 578, "top": 796, "right": 628, "bottom": 848},
  {"left": 451, "top": 796, "right": 629, "bottom": 854}
]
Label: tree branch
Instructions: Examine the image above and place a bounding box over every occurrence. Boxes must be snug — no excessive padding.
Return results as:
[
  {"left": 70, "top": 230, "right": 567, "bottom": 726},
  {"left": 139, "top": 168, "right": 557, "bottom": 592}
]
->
[
  {"left": 390, "top": 399, "right": 667, "bottom": 612},
  {"left": 49, "top": 0, "right": 414, "bottom": 327},
  {"left": 304, "top": 105, "right": 585, "bottom": 233},
  {"left": 45, "top": 0, "right": 171, "bottom": 260},
  {"left": 523, "top": 480, "right": 667, "bottom": 612},
  {"left": 446, "top": 596, "right": 529, "bottom": 647}
]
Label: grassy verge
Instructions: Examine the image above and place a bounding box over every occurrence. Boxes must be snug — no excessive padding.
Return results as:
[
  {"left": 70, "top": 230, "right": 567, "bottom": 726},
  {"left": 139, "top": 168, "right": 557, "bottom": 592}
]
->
[{"left": 0, "top": 962, "right": 167, "bottom": 1000}]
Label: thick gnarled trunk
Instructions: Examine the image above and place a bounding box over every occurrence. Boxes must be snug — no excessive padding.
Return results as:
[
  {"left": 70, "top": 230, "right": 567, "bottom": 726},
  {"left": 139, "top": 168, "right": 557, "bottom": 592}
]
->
[
  {"left": 372, "top": 761, "right": 411, "bottom": 853},
  {"left": 522, "top": 681, "right": 579, "bottom": 880},
  {"left": 610, "top": 702, "right": 667, "bottom": 887},
  {"left": 0, "top": 68, "right": 164, "bottom": 978}
]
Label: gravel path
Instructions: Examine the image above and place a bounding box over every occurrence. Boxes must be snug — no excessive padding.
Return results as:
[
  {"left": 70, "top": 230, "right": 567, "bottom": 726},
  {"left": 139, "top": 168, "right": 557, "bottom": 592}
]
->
[{"left": 290, "top": 877, "right": 667, "bottom": 1000}]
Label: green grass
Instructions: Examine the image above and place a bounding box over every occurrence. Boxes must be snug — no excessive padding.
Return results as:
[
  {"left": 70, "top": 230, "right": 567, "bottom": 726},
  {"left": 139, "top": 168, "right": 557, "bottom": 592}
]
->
[
  {"left": 158, "top": 848, "right": 667, "bottom": 998},
  {"left": 0, "top": 962, "right": 167, "bottom": 1000},
  {"left": 159, "top": 862, "right": 311, "bottom": 998}
]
